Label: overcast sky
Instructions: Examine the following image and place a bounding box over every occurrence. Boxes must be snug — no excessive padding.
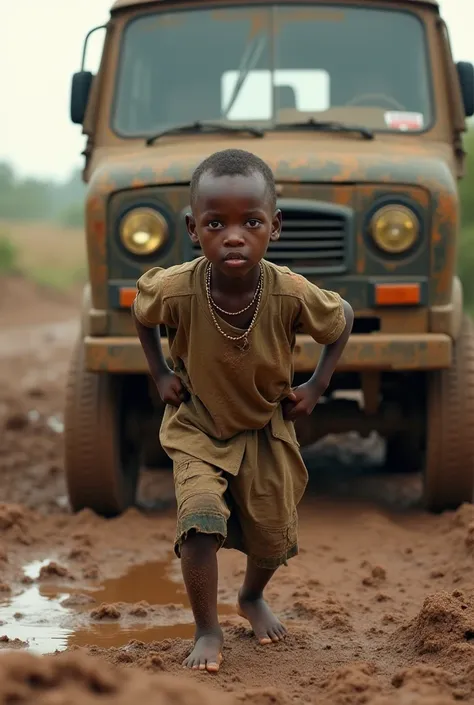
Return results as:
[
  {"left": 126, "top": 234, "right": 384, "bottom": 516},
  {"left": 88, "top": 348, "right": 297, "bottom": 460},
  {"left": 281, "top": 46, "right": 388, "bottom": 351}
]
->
[{"left": 2, "top": 0, "right": 472, "bottom": 181}]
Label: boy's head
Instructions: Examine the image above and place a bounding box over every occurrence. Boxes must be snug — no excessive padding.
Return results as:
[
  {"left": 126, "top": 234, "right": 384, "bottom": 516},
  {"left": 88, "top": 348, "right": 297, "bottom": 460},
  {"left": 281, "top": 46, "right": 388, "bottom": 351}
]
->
[{"left": 186, "top": 149, "right": 282, "bottom": 278}]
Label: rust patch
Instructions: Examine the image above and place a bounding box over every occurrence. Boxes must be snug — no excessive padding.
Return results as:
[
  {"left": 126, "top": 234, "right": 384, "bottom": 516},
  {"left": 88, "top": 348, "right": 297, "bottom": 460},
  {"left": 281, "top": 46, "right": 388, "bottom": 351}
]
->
[
  {"left": 84, "top": 333, "right": 452, "bottom": 374},
  {"left": 84, "top": 133, "right": 457, "bottom": 319}
]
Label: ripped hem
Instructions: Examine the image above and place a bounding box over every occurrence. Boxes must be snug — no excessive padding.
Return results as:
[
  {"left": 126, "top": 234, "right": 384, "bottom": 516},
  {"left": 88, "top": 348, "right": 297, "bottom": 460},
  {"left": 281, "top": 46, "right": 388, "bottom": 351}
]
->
[
  {"left": 174, "top": 512, "right": 227, "bottom": 558},
  {"left": 247, "top": 543, "right": 299, "bottom": 570}
]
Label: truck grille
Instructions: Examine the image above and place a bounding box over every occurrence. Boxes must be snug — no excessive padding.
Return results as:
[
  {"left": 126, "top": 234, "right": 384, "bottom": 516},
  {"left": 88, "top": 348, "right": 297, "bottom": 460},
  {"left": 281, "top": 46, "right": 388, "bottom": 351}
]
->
[
  {"left": 268, "top": 202, "right": 350, "bottom": 275},
  {"left": 190, "top": 200, "right": 351, "bottom": 275}
]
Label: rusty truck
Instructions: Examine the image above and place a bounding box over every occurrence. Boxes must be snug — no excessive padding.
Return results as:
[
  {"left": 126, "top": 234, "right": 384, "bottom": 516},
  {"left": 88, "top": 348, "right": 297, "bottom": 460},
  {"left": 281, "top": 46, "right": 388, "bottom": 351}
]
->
[{"left": 64, "top": 0, "right": 474, "bottom": 516}]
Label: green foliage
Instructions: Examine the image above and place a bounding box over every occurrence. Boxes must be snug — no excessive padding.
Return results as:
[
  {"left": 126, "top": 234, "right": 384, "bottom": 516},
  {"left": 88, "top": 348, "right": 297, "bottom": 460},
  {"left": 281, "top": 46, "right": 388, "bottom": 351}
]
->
[
  {"left": 0, "top": 235, "right": 19, "bottom": 274},
  {"left": 458, "top": 129, "right": 474, "bottom": 310},
  {"left": 460, "top": 129, "right": 474, "bottom": 228},
  {"left": 0, "top": 162, "right": 85, "bottom": 225},
  {"left": 59, "top": 202, "right": 84, "bottom": 229}
]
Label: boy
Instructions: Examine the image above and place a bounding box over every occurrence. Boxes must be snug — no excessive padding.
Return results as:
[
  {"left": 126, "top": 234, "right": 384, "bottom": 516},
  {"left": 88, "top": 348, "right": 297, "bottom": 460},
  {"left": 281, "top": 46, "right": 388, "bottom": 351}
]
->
[{"left": 132, "top": 148, "right": 354, "bottom": 673}]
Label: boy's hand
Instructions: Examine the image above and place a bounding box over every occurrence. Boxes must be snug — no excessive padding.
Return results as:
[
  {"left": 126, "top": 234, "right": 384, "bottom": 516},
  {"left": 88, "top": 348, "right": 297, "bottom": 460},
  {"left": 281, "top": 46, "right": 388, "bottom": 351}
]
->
[
  {"left": 282, "top": 380, "right": 327, "bottom": 421},
  {"left": 156, "top": 372, "right": 188, "bottom": 407}
]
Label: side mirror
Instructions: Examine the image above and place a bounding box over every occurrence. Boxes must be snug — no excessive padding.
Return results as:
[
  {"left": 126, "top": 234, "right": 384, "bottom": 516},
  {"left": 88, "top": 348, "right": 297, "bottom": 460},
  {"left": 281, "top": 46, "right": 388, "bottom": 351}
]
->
[
  {"left": 456, "top": 62, "right": 474, "bottom": 118},
  {"left": 70, "top": 71, "right": 94, "bottom": 125}
]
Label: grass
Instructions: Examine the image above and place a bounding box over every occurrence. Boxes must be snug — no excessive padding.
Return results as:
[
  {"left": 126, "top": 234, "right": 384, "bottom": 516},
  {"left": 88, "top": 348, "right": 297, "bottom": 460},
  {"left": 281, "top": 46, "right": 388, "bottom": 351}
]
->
[
  {"left": 458, "top": 225, "right": 474, "bottom": 315},
  {"left": 0, "top": 219, "right": 86, "bottom": 292}
]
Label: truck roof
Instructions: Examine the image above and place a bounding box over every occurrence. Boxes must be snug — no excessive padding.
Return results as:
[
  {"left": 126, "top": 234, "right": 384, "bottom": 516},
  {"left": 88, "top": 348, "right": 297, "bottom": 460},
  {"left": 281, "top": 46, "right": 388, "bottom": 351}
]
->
[{"left": 111, "top": 0, "right": 438, "bottom": 11}]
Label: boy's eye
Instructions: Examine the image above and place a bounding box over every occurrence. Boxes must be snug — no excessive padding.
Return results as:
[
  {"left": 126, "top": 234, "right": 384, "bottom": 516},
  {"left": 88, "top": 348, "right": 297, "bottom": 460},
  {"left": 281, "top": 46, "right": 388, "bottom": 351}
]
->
[
  {"left": 247, "top": 219, "right": 262, "bottom": 228},
  {"left": 208, "top": 221, "right": 223, "bottom": 229}
]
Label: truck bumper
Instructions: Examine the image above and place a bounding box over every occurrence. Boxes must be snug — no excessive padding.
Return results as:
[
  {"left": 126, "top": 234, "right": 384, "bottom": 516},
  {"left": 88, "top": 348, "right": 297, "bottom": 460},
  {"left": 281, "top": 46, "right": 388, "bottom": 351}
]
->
[{"left": 84, "top": 333, "right": 453, "bottom": 373}]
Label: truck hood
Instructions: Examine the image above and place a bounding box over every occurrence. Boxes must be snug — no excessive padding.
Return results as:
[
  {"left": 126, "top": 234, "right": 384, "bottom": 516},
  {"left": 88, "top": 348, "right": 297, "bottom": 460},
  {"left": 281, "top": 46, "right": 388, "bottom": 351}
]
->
[{"left": 88, "top": 134, "right": 457, "bottom": 192}]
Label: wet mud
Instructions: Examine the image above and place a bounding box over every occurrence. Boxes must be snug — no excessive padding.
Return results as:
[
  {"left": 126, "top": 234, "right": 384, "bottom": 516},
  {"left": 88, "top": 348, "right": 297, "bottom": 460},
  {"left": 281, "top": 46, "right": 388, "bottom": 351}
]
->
[
  {"left": 1, "top": 279, "right": 474, "bottom": 704},
  {"left": 0, "top": 556, "right": 235, "bottom": 653}
]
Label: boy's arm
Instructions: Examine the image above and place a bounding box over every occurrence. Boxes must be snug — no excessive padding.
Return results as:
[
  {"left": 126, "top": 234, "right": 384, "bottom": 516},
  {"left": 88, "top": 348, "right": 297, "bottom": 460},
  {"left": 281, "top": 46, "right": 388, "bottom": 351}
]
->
[
  {"left": 284, "top": 296, "right": 354, "bottom": 421},
  {"left": 132, "top": 291, "right": 187, "bottom": 408},
  {"left": 306, "top": 298, "right": 354, "bottom": 390},
  {"left": 132, "top": 305, "right": 187, "bottom": 407}
]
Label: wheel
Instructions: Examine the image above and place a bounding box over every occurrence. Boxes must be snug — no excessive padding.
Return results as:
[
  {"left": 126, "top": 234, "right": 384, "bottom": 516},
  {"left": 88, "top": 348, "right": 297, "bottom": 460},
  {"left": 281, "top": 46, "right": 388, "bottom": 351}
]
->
[
  {"left": 424, "top": 314, "right": 474, "bottom": 511},
  {"left": 64, "top": 337, "right": 140, "bottom": 517}
]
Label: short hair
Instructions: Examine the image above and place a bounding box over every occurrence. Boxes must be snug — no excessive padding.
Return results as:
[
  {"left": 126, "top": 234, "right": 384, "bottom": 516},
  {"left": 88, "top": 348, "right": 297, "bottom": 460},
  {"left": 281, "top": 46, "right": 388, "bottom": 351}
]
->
[{"left": 190, "top": 148, "right": 277, "bottom": 211}]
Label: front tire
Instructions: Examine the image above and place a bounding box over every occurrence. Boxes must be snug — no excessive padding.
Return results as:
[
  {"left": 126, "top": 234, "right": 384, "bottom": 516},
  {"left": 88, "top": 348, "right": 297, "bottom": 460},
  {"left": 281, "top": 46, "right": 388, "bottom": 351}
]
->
[
  {"left": 423, "top": 315, "right": 474, "bottom": 511},
  {"left": 64, "top": 338, "right": 140, "bottom": 517}
]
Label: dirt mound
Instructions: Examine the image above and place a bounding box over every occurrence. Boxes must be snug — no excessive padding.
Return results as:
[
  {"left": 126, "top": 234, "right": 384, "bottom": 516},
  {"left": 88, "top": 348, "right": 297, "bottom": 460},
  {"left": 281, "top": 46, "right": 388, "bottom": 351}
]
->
[
  {"left": 0, "top": 651, "right": 236, "bottom": 704},
  {"left": 320, "top": 662, "right": 382, "bottom": 704},
  {"left": 283, "top": 593, "right": 352, "bottom": 631},
  {"left": 394, "top": 591, "right": 474, "bottom": 655},
  {"left": 236, "top": 688, "right": 293, "bottom": 704},
  {"left": 448, "top": 503, "right": 474, "bottom": 530},
  {"left": 4, "top": 280, "right": 474, "bottom": 703}
]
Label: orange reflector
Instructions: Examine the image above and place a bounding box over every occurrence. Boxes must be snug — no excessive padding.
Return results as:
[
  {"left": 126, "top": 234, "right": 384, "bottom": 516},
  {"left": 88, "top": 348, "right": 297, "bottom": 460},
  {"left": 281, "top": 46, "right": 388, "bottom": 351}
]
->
[
  {"left": 119, "top": 288, "right": 137, "bottom": 308},
  {"left": 375, "top": 283, "right": 420, "bottom": 306}
]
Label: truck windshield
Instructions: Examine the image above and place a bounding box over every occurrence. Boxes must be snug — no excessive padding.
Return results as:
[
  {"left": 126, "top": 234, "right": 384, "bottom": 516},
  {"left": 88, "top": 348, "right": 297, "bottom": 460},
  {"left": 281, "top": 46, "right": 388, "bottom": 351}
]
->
[{"left": 113, "top": 5, "right": 432, "bottom": 137}]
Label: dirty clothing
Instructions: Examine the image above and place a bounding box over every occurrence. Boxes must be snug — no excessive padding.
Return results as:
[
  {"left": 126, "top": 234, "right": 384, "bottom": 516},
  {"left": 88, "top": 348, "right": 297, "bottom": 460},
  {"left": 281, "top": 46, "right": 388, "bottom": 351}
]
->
[{"left": 134, "top": 256, "right": 345, "bottom": 567}]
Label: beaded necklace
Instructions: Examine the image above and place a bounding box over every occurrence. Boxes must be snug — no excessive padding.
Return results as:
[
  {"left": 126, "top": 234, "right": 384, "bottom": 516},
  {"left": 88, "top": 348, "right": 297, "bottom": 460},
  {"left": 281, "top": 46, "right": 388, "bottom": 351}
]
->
[{"left": 205, "top": 261, "right": 264, "bottom": 352}]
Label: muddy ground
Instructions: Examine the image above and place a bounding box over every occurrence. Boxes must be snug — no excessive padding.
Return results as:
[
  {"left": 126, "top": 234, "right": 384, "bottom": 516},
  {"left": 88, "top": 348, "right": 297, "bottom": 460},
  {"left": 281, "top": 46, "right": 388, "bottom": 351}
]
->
[{"left": 1, "top": 276, "right": 474, "bottom": 705}]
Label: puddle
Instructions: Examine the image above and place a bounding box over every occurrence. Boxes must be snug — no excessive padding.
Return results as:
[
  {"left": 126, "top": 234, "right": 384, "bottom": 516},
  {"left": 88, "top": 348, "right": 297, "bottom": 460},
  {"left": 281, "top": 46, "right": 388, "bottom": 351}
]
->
[
  {"left": 0, "top": 555, "right": 234, "bottom": 655},
  {"left": 0, "top": 585, "right": 73, "bottom": 653}
]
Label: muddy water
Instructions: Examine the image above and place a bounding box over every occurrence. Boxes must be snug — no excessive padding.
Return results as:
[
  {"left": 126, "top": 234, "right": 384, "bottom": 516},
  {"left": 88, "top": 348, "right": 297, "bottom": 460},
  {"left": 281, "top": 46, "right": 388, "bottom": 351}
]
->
[{"left": 0, "top": 555, "right": 234, "bottom": 655}]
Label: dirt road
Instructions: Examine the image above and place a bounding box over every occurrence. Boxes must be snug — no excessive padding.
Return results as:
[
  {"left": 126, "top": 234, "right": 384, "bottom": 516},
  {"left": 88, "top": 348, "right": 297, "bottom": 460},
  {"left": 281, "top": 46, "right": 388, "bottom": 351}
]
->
[{"left": 1, "top": 277, "right": 474, "bottom": 705}]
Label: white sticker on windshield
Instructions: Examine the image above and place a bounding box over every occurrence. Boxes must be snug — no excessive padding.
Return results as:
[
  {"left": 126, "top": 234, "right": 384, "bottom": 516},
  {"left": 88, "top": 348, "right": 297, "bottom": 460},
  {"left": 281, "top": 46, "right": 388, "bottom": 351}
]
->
[{"left": 384, "top": 111, "right": 424, "bottom": 131}]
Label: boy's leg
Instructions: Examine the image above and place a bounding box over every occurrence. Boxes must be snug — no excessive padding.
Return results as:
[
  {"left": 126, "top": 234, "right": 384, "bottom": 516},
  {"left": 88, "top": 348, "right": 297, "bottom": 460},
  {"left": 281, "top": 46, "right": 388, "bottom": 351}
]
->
[
  {"left": 172, "top": 456, "right": 230, "bottom": 672},
  {"left": 231, "top": 418, "right": 308, "bottom": 645},
  {"left": 238, "top": 560, "right": 287, "bottom": 644},
  {"left": 181, "top": 532, "right": 223, "bottom": 671}
]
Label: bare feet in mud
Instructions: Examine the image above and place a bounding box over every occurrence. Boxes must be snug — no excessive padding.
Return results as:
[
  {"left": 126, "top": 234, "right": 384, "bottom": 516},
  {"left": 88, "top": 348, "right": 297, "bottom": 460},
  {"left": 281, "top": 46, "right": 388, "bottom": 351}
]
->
[
  {"left": 238, "top": 592, "right": 287, "bottom": 645},
  {"left": 183, "top": 629, "right": 224, "bottom": 672}
]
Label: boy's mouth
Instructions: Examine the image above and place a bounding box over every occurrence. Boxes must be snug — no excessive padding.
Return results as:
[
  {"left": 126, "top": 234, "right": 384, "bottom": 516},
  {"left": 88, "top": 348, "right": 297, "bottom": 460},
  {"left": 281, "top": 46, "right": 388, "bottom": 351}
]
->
[{"left": 223, "top": 253, "right": 247, "bottom": 265}]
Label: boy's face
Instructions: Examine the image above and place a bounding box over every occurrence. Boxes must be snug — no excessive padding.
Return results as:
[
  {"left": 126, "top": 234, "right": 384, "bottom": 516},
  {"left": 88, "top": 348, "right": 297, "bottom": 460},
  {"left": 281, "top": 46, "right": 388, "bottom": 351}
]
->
[{"left": 186, "top": 171, "right": 282, "bottom": 278}]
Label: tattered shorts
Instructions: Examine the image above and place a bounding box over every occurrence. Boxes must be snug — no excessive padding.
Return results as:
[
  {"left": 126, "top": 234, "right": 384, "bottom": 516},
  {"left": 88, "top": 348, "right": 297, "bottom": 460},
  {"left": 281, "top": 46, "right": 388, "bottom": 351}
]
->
[{"left": 172, "top": 415, "right": 308, "bottom": 570}]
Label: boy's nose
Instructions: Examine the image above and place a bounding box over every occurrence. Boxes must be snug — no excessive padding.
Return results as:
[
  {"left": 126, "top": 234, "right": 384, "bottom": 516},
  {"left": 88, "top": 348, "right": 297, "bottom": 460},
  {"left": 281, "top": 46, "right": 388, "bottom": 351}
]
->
[{"left": 223, "top": 229, "right": 245, "bottom": 247}]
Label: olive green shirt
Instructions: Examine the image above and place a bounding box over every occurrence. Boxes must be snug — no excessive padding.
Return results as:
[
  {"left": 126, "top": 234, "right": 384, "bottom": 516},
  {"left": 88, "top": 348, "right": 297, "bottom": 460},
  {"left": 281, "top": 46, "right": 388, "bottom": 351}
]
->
[{"left": 134, "top": 257, "right": 345, "bottom": 474}]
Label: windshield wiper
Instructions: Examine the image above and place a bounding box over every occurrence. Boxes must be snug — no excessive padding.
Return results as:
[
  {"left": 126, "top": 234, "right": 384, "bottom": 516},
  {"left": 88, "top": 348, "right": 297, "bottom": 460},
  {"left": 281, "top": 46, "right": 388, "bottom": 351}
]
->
[
  {"left": 274, "top": 119, "right": 374, "bottom": 141},
  {"left": 222, "top": 35, "right": 267, "bottom": 119},
  {"left": 146, "top": 121, "right": 264, "bottom": 146}
]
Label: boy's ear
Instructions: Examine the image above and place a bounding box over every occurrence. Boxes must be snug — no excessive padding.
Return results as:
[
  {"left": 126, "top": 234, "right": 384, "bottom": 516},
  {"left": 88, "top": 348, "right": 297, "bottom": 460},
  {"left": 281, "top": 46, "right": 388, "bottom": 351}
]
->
[
  {"left": 270, "top": 209, "right": 282, "bottom": 242},
  {"left": 186, "top": 213, "right": 199, "bottom": 244}
]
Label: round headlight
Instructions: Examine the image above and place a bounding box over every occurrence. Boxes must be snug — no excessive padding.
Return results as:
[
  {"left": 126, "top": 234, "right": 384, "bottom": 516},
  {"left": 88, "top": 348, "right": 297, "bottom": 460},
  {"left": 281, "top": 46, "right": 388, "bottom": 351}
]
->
[
  {"left": 369, "top": 205, "right": 419, "bottom": 254},
  {"left": 120, "top": 207, "right": 168, "bottom": 255}
]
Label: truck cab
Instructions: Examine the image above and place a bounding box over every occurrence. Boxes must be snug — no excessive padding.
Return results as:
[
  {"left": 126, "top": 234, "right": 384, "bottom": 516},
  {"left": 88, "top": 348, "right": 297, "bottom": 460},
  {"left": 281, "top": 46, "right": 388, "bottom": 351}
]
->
[{"left": 65, "top": 0, "right": 474, "bottom": 516}]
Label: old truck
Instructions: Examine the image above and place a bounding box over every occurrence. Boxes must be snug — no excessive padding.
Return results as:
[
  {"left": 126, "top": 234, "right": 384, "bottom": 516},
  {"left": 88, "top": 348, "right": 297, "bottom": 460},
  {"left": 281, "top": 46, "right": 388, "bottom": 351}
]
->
[{"left": 65, "top": 0, "right": 474, "bottom": 517}]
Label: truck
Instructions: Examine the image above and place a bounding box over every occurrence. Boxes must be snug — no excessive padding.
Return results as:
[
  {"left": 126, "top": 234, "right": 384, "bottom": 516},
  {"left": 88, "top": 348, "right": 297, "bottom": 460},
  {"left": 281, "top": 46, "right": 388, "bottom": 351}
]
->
[{"left": 64, "top": 0, "right": 474, "bottom": 517}]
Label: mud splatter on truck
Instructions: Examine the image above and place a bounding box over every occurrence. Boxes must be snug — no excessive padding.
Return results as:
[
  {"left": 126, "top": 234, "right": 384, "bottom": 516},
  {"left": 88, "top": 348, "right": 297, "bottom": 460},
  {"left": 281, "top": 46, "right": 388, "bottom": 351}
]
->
[{"left": 65, "top": 0, "right": 474, "bottom": 515}]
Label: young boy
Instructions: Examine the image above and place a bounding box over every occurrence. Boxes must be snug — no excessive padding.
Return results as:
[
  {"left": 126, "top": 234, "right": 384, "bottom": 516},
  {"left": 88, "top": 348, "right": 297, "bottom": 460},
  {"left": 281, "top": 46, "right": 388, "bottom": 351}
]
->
[{"left": 132, "top": 148, "right": 354, "bottom": 673}]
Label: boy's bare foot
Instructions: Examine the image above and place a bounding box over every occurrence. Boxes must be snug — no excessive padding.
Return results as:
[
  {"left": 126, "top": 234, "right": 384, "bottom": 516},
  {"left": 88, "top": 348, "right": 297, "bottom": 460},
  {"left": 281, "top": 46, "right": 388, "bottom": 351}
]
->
[
  {"left": 238, "top": 591, "right": 287, "bottom": 645},
  {"left": 183, "top": 628, "right": 224, "bottom": 672}
]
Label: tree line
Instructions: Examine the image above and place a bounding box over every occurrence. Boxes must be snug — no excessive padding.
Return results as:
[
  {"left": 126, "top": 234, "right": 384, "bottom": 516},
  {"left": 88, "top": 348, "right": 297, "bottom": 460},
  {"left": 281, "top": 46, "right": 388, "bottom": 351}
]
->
[
  {"left": 0, "top": 162, "right": 85, "bottom": 228},
  {"left": 456, "top": 128, "right": 474, "bottom": 306}
]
